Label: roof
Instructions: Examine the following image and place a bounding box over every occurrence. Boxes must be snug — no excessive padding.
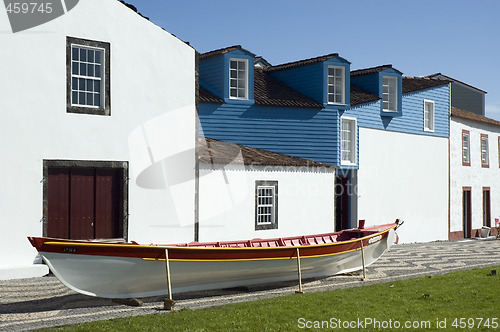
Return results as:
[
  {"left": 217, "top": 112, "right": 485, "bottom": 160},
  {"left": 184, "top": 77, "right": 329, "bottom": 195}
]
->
[
  {"left": 200, "top": 45, "right": 256, "bottom": 59},
  {"left": 351, "top": 65, "right": 402, "bottom": 76},
  {"left": 266, "top": 53, "right": 350, "bottom": 72},
  {"left": 402, "top": 77, "right": 450, "bottom": 94},
  {"left": 350, "top": 84, "right": 380, "bottom": 106},
  {"left": 199, "top": 86, "right": 224, "bottom": 104},
  {"left": 198, "top": 137, "right": 336, "bottom": 168},
  {"left": 427, "top": 73, "right": 487, "bottom": 94},
  {"left": 253, "top": 68, "right": 323, "bottom": 108},
  {"left": 451, "top": 107, "right": 500, "bottom": 127}
]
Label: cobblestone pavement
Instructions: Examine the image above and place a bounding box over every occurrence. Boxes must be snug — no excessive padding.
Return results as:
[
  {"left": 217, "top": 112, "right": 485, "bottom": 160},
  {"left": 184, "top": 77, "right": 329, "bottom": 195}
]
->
[{"left": 1, "top": 238, "right": 500, "bottom": 331}]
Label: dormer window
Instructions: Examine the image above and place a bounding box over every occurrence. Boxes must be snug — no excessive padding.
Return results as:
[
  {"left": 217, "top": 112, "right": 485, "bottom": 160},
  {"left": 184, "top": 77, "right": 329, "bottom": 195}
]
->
[
  {"left": 229, "top": 58, "right": 248, "bottom": 99},
  {"left": 382, "top": 76, "right": 397, "bottom": 112},
  {"left": 328, "top": 66, "right": 345, "bottom": 104}
]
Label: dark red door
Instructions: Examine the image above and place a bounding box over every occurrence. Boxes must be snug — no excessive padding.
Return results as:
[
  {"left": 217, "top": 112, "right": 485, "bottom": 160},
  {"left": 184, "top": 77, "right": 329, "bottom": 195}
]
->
[{"left": 47, "top": 167, "right": 122, "bottom": 239}]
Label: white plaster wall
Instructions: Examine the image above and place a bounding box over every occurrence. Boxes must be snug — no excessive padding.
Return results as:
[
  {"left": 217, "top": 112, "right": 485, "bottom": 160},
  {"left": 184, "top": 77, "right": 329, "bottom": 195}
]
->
[
  {"left": 0, "top": 0, "right": 196, "bottom": 275},
  {"left": 450, "top": 118, "right": 500, "bottom": 234},
  {"left": 198, "top": 164, "right": 335, "bottom": 242},
  {"left": 357, "top": 128, "right": 449, "bottom": 243}
]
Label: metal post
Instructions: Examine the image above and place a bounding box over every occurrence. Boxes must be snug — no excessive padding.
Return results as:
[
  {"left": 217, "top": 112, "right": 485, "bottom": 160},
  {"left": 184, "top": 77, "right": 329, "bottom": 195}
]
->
[
  {"left": 360, "top": 239, "right": 366, "bottom": 281},
  {"left": 295, "top": 247, "right": 304, "bottom": 294},
  {"left": 164, "top": 248, "right": 175, "bottom": 310}
]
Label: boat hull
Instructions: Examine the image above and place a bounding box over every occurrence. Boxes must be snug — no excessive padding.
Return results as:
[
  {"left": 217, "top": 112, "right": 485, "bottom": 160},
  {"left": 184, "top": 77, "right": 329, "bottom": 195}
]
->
[{"left": 35, "top": 225, "right": 397, "bottom": 298}]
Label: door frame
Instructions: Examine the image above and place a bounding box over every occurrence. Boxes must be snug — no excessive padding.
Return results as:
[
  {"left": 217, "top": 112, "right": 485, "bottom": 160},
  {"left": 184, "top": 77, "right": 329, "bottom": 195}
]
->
[
  {"left": 462, "top": 186, "right": 472, "bottom": 238},
  {"left": 43, "top": 160, "right": 129, "bottom": 240}
]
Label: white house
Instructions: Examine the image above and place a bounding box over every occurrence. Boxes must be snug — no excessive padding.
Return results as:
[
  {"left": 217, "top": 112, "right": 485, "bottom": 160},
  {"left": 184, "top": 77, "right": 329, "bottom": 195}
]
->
[
  {"left": 449, "top": 107, "right": 500, "bottom": 239},
  {"left": 198, "top": 138, "right": 336, "bottom": 242},
  {"left": 0, "top": 0, "right": 196, "bottom": 279}
]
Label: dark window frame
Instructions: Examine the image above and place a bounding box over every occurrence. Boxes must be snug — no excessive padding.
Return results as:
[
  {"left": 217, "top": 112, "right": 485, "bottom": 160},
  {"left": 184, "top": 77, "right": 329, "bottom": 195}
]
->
[
  {"left": 67, "top": 36, "right": 111, "bottom": 116},
  {"left": 255, "top": 180, "right": 278, "bottom": 230}
]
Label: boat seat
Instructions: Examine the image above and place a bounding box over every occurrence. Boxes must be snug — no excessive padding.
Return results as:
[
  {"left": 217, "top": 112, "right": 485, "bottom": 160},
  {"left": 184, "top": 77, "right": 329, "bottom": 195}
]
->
[{"left": 300, "top": 236, "right": 310, "bottom": 245}]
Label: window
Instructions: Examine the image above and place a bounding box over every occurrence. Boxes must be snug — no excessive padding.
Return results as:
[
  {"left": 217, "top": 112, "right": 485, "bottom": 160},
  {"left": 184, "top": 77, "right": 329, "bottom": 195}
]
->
[
  {"left": 481, "top": 134, "right": 489, "bottom": 168},
  {"left": 67, "top": 37, "right": 110, "bottom": 116},
  {"left": 424, "top": 100, "right": 434, "bottom": 132},
  {"left": 462, "top": 130, "right": 470, "bottom": 166},
  {"left": 255, "top": 181, "right": 278, "bottom": 230},
  {"left": 341, "top": 117, "right": 357, "bottom": 165},
  {"left": 229, "top": 58, "right": 248, "bottom": 99},
  {"left": 328, "top": 66, "right": 345, "bottom": 104},
  {"left": 382, "top": 76, "right": 397, "bottom": 112}
]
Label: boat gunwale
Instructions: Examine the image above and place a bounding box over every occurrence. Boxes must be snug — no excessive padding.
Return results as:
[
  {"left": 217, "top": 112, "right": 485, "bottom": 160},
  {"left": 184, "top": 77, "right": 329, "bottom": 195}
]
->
[{"left": 35, "top": 223, "right": 396, "bottom": 252}]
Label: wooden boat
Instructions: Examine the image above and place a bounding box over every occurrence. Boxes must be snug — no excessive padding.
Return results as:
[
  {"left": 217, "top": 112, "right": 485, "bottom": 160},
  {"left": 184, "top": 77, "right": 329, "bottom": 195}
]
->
[{"left": 29, "top": 221, "right": 401, "bottom": 299}]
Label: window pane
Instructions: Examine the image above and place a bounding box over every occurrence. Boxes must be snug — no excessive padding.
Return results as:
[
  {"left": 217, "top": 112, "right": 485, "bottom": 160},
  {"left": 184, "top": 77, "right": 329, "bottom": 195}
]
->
[
  {"left": 88, "top": 50, "right": 94, "bottom": 63},
  {"left": 80, "top": 48, "right": 86, "bottom": 62},
  {"left": 94, "top": 80, "right": 100, "bottom": 93},
  {"left": 88, "top": 64, "right": 94, "bottom": 77},
  {"left": 72, "top": 47, "right": 79, "bottom": 61},
  {"left": 80, "top": 63, "right": 87, "bottom": 76},
  {"left": 72, "top": 62, "right": 78, "bottom": 75},
  {"left": 95, "top": 64, "right": 101, "bottom": 77},
  {"left": 72, "top": 77, "right": 77, "bottom": 90},
  {"left": 72, "top": 91, "right": 78, "bottom": 104},
  {"left": 230, "top": 61, "right": 237, "bottom": 69},
  {"left": 94, "top": 94, "right": 101, "bottom": 108},
  {"left": 95, "top": 50, "right": 101, "bottom": 63},
  {"left": 78, "top": 78, "right": 85, "bottom": 90},
  {"left": 86, "top": 93, "right": 93, "bottom": 106},
  {"left": 79, "top": 92, "right": 85, "bottom": 104}
]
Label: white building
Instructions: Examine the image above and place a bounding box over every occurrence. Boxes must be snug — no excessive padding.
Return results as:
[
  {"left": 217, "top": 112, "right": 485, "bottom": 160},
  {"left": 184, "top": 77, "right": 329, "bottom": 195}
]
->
[
  {"left": 449, "top": 107, "right": 500, "bottom": 239},
  {"left": 0, "top": 0, "right": 196, "bottom": 279},
  {"left": 198, "top": 138, "right": 336, "bottom": 242}
]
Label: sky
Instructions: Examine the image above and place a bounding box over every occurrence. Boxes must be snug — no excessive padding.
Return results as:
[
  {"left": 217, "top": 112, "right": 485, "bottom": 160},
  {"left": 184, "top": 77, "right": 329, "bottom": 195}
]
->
[{"left": 128, "top": 0, "right": 500, "bottom": 120}]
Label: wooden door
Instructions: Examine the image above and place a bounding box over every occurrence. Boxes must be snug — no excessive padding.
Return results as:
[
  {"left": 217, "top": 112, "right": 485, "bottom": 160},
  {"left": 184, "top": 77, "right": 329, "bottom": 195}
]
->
[
  {"left": 47, "top": 167, "right": 122, "bottom": 239},
  {"left": 463, "top": 187, "right": 472, "bottom": 238}
]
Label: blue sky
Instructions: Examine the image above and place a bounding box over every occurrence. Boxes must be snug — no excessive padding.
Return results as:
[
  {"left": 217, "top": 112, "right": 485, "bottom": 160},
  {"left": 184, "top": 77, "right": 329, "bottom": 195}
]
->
[{"left": 128, "top": 0, "right": 500, "bottom": 120}]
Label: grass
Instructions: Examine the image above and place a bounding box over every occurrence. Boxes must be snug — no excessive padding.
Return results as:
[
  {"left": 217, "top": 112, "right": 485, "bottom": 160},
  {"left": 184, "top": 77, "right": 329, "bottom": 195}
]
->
[{"left": 42, "top": 266, "right": 500, "bottom": 331}]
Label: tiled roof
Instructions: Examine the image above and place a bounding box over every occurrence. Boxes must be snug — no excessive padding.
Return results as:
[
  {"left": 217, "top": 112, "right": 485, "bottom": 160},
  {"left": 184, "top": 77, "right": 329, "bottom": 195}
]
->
[
  {"left": 350, "top": 84, "right": 380, "bottom": 106},
  {"left": 200, "top": 45, "right": 256, "bottom": 59},
  {"left": 427, "top": 73, "right": 487, "bottom": 94},
  {"left": 198, "top": 137, "right": 336, "bottom": 168},
  {"left": 451, "top": 107, "right": 500, "bottom": 127},
  {"left": 402, "top": 77, "right": 450, "bottom": 94},
  {"left": 350, "top": 65, "right": 400, "bottom": 76},
  {"left": 199, "top": 86, "right": 224, "bottom": 104},
  {"left": 254, "top": 68, "right": 323, "bottom": 108},
  {"left": 266, "top": 53, "right": 350, "bottom": 72}
]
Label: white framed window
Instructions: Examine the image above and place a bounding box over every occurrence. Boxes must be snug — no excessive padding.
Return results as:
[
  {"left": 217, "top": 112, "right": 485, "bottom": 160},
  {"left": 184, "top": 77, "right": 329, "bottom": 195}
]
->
[
  {"left": 462, "top": 130, "right": 470, "bottom": 166},
  {"left": 255, "top": 181, "right": 278, "bottom": 230},
  {"left": 328, "top": 66, "right": 345, "bottom": 104},
  {"left": 341, "top": 117, "right": 357, "bottom": 165},
  {"left": 67, "top": 37, "right": 110, "bottom": 116},
  {"left": 481, "top": 134, "right": 489, "bottom": 168},
  {"left": 229, "top": 58, "right": 248, "bottom": 99},
  {"left": 382, "top": 76, "right": 397, "bottom": 112},
  {"left": 71, "top": 44, "right": 104, "bottom": 108},
  {"left": 424, "top": 100, "right": 435, "bottom": 132}
]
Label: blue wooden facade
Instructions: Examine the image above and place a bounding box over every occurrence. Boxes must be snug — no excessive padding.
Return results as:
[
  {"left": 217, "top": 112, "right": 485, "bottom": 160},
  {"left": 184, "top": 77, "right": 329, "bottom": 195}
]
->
[{"left": 198, "top": 46, "right": 451, "bottom": 170}]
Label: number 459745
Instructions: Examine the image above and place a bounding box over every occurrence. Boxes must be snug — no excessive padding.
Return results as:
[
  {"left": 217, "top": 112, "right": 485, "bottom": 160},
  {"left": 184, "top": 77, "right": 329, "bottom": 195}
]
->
[
  {"left": 6, "top": 2, "right": 53, "bottom": 14},
  {"left": 452, "top": 318, "right": 498, "bottom": 329}
]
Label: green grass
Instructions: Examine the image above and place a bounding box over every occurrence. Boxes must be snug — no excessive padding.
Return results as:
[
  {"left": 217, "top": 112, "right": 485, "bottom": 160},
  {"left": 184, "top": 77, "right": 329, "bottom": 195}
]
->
[{"left": 43, "top": 266, "right": 500, "bottom": 331}]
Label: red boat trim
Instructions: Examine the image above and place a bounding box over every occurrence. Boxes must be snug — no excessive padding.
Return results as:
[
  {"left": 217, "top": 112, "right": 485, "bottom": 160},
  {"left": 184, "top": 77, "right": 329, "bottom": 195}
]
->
[{"left": 29, "top": 223, "right": 396, "bottom": 262}]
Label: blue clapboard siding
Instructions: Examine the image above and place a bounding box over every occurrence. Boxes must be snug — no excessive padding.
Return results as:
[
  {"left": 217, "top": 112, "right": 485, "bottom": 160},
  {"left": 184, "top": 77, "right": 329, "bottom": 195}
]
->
[
  {"left": 355, "top": 84, "right": 450, "bottom": 137},
  {"left": 199, "top": 54, "right": 225, "bottom": 99},
  {"left": 268, "top": 63, "right": 324, "bottom": 104},
  {"left": 199, "top": 103, "right": 344, "bottom": 166}
]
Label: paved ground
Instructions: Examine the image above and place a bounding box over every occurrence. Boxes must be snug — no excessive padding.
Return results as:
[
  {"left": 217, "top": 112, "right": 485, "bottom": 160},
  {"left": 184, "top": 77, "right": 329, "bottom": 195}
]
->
[{"left": 1, "top": 238, "right": 500, "bottom": 331}]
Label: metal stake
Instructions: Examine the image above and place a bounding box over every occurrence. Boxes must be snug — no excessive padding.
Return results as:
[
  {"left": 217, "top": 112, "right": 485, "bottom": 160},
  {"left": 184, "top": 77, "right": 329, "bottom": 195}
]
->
[
  {"left": 295, "top": 247, "right": 304, "bottom": 294},
  {"left": 360, "top": 239, "right": 366, "bottom": 281},
  {"left": 164, "top": 248, "right": 175, "bottom": 310}
]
